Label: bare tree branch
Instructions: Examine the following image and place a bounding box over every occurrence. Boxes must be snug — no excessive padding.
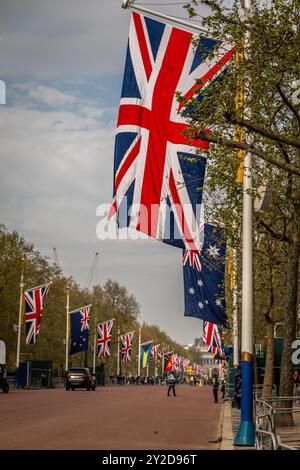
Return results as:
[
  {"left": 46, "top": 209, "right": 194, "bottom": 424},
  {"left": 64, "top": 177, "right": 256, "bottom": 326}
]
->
[
  {"left": 224, "top": 112, "right": 300, "bottom": 149},
  {"left": 276, "top": 83, "right": 300, "bottom": 126},
  {"left": 196, "top": 131, "right": 300, "bottom": 177},
  {"left": 258, "top": 219, "right": 290, "bottom": 243}
]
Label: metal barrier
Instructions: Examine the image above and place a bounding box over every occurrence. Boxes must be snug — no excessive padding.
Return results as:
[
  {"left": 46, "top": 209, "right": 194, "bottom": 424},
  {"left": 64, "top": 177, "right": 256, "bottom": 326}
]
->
[{"left": 255, "top": 397, "right": 300, "bottom": 450}]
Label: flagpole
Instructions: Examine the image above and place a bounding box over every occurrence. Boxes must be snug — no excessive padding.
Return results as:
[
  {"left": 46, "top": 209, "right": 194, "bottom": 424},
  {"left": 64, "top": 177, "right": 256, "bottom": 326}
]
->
[
  {"left": 24, "top": 281, "right": 51, "bottom": 292},
  {"left": 65, "top": 283, "right": 70, "bottom": 372},
  {"left": 121, "top": 0, "right": 209, "bottom": 34},
  {"left": 138, "top": 326, "right": 141, "bottom": 376},
  {"left": 16, "top": 253, "right": 25, "bottom": 373},
  {"left": 233, "top": 249, "right": 239, "bottom": 370},
  {"left": 117, "top": 325, "right": 120, "bottom": 376},
  {"left": 234, "top": 0, "right": 255, "bottom": 447},
  {"left": 69, "top": 303, "right": 92, "bottom": 314},
  {"left": 93, "top": 305, "right": 97, "bottom": 374}
]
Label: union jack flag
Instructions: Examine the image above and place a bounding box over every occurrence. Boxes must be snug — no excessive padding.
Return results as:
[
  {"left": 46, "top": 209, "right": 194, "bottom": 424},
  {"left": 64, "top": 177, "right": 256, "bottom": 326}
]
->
[
  {"left": 24, "top": 283, "right": 51, "bottom": 345},
  {"left": 109, "top": 12, "right": 234, "bottom": 266},
  {"left": 80, "top": 306, "right": 90, "bottom": 331},
  {"left": 203, "top": 320, "right": 223, "bottom": 357},
  {"left": 150, "top": 344, "right": 160, "bottom": 359},
  {"left": 121, "top": 331, "right": 134, "bottom": 363},
  {"left": 97, "top": 319, "right": 114, "bottom": 358}
]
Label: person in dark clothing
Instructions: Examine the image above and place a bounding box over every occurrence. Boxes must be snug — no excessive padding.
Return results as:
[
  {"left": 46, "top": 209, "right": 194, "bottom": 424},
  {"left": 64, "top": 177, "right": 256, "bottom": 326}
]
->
[
  {"left": 221, "top": 380, "right": 226, "bottom": 399},
  {"left": 235, "top": 373, "right": 242, "bottom": 410},
  {"left": 212, "top": 375, "right": 219, "bottom": 403},
  {"left": 167, "top": 373, "right": 176, "bottom": 396}
]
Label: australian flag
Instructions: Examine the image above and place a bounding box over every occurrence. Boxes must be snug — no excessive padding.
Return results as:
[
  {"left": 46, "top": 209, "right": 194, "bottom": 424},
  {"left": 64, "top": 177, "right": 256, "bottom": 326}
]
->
[
  {"left": 183, "top": 223, "right": 227, "bottom": 325},
  {"left": 69, "top": 305, "right": 91, "bottom": 356}
]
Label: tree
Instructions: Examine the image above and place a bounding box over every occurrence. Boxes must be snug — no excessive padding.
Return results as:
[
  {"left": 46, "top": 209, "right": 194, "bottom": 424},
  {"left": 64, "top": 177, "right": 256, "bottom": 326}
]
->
[
  {"left": 0, "top": 226, "right": 198, "bottom": 377},
  {"left": 181, "top": 0, "right": 300, "bottom": 397}
]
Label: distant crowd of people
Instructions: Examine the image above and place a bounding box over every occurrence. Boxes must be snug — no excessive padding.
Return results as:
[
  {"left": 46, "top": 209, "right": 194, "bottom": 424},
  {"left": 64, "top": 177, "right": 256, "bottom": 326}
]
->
[
  {"left": 107, "top": 372, "right": 231, "bottom": 403},
  {"left": 108, "top": 374, "right": 187, "bottom": 386}
]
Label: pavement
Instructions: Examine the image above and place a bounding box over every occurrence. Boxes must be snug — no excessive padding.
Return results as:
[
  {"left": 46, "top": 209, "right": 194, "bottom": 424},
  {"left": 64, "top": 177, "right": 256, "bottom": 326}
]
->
[
  {"left": 220, "top": 400, "right": 235, "bottom": 450},
  {"left": 220, "top": 400, "right": 255, "bottom": 450},
  {"left": 0, "top": 385, "right": 223, "bottom": 450}
]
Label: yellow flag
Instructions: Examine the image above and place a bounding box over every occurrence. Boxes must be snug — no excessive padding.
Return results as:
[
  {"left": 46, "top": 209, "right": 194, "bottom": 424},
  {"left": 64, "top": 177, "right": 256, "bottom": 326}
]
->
[
  {"left": 235, "top": 49, "right": 244, "bottom": 184},
  {"left": 227, "top": 248, "right": 234, "bottom": 291}
]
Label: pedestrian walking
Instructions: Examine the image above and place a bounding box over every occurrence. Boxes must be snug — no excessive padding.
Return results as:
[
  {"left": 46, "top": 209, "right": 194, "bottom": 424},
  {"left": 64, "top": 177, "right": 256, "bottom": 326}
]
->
[
  {"left": 212, "top": 375, "right": 219, "bottom": 403},
  {"left": 167, "top": 372, "right": 176, "bottom": 397}
]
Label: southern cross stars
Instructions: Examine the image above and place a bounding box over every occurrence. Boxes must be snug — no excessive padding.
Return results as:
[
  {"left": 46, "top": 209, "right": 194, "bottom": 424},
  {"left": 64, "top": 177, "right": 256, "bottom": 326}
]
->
[{"left": 206, "top": 244, "right": 220, "bottom": 258}]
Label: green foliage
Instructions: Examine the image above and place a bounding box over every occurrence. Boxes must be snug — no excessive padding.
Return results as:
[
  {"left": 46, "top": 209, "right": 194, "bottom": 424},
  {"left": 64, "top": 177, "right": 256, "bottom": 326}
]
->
[
  {"left": 182, "top": 0, "right": 300, "bottom": 390},
  {"left": 0, "top": 226, "right": 191, "bottom": 374}
]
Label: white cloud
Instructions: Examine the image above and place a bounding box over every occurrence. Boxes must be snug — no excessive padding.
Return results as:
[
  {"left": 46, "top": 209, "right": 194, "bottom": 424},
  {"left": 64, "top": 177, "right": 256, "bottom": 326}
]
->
[
  {"left": 0, "top": 83, "right": 115, "bottom": 245},
  {"left": 0, "top": 0, "right": 208, "bottom": 80},
  {"left": 28, "top": 85, "right": 77, "bottom": 106}
]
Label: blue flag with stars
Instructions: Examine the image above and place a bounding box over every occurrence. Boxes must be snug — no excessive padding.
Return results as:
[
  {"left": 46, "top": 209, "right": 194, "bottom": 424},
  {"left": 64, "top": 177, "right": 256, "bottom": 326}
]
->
[
  {"left": 69, "top": 305, "right": 91, "bottom": 356},
  {"left": 183, "top": 223, "right": 227, "bottom": 325}
]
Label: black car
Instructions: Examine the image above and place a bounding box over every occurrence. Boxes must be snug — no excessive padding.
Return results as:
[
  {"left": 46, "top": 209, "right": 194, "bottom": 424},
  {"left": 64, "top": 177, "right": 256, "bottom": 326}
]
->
[{"left": 65, "top": 367, "right": 96, "bottom": 391}]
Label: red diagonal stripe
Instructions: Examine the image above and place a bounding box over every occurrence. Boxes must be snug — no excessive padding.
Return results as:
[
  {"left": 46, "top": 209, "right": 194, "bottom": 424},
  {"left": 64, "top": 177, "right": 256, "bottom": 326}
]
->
[
  {"left": 132, "top": 12, "right": 152, "bottom": 81},
  {"left": 115, "top": 136, "right": 141, "bottom": 192},
  {"left": 179, "top": 46, "right": 236, "bottom": 112}
]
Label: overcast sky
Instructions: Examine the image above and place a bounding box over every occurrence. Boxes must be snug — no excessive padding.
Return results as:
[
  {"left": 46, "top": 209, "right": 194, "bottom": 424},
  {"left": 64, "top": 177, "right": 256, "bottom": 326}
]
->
[{"left": 0, "top": 0, "right": 210, "bottom": 345}]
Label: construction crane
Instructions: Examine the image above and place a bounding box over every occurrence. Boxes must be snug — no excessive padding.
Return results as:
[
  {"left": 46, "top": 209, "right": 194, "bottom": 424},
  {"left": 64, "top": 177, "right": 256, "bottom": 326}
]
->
[
  {"left": 53, "top": 247, "right": 60, "bottom": 267},
  {"left": 87, "top": 252, "right": 99, "bottom": 291},
  {"left": 86, "top": 251, "right": 100, "bottom": 370}
]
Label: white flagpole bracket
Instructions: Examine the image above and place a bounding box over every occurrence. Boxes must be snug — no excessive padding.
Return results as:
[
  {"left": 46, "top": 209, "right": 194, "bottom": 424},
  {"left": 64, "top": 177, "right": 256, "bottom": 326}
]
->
[{"left": 121, "top": 0, "right": 210, "bottom": 34}]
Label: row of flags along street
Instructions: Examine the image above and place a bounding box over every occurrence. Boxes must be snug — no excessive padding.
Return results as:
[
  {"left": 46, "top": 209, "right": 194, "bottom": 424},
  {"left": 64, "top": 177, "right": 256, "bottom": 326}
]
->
[{"left": 18, "top": 282, "right": 209, "bottom": 375}]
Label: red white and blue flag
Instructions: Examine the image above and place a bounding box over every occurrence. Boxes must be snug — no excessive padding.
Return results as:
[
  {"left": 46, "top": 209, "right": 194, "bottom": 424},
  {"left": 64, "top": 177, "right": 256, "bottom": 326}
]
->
[
  {"left": 24, "top": 283, "right": 51, "bottom": 345},
  {"left": 109, "top": 12, "right": 234, "bottom": 266},
  {"left": 121, "top": 331, "right": 134, "bottom": 363},
  {"left": 97, "top": 319, "right": 114, "bottom": 358},
  {"left": 150, "top": 344, "right": 160, "bottom": 359},
  {"left": 69, "top": 305, "right": 91, "bottom": 355},
  {"left": 203, "top": 320, "right": 223, "bottom": 356}
]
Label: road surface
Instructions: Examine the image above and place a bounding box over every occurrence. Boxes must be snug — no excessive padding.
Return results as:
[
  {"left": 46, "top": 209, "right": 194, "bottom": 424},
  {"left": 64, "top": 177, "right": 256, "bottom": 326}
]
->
[{"left": 0, "top": 384, "right": 222, "bottom": 450}]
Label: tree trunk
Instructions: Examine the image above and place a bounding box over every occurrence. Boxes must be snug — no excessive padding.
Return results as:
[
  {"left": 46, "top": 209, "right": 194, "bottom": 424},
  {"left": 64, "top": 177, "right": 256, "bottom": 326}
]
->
[
  {"left": 279, "top": 222, "right": 300, "bottom": 398},
  {"left": 278, "top": 198, "right": 300, "bottom": 427},
  {"left": 262, "top": 320, "right": 274, "bottom": 398}
]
